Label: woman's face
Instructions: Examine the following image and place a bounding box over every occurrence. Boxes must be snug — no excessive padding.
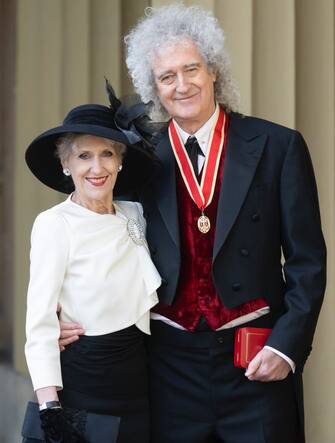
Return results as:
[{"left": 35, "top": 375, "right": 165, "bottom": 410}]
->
[{"left": 64, "top": 134, "right": 122, "bottom": 206}]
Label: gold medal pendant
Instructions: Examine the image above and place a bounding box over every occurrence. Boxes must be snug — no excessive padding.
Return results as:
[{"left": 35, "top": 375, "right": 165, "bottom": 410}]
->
[
  {"left": 169, "top": 107, "right": 226, "bottom": 236},
  {"left": 197, "top": 213, "right": 211, "bottom": 233}
]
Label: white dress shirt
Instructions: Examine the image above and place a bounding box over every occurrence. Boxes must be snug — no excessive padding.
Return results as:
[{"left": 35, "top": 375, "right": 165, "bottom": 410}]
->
[
  {"left": 25, "top": 197, "right": 161, "bottom": 391},
  {"left": 151, "top": 105, "right": 295, "bottom": 372},
  {"left": 175, "top": 104, "right": 219, "bottom": 172}
]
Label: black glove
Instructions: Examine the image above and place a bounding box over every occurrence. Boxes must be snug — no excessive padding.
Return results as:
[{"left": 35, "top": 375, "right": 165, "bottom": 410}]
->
[{"left": 39, "top": 408, "right": 88, "bottom": 443}]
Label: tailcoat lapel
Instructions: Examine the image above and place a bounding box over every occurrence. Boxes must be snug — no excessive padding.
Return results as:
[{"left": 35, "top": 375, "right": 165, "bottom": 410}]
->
[
  {"left": 213, "top": 115, "right": 267, "bottom": 259},
  {"left": 152, "top": 115, "right": 267, "bottom": 257},
  {"left": 154, "top": 131, "right": 180, "bottom": 248}
]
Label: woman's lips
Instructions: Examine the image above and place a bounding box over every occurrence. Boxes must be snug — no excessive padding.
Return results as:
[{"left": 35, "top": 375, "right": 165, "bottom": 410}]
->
[{"left": 86, "top": 176, "right": 108, "bottom": 187}]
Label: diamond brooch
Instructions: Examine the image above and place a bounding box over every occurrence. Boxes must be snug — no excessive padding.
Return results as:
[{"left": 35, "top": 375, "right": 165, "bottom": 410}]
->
[{"left": 127, "top": 219, "right": 145, "bottom": 246}]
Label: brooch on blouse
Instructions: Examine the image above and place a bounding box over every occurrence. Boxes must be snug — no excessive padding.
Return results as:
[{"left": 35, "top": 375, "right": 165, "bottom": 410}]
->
[{"left": 127, "top": 219, "right": 145, "bottom": 246}]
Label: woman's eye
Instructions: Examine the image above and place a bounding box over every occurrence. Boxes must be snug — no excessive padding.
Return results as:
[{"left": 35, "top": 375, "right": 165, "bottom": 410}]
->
[
  {"left": 79, "top": 153, "right": 90, "bottom": 159},
  {"left": 103, "top": 151, "right": 114, "bottom": 157}
]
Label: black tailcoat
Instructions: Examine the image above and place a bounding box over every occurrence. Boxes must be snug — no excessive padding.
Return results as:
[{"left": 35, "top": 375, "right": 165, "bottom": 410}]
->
[{"left": 140, "top": 112, "right": 326, "bottom": 372}]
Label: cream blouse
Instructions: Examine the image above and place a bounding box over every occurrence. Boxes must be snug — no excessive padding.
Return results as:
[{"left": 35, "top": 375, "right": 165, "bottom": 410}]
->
[{"left": 25, "top": 197, "right": 161, "bottom": 391}]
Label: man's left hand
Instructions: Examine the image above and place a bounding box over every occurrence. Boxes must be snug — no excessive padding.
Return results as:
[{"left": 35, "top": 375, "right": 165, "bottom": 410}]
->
[{"left": 245, "top": 348, "right": 291, "bottom": 382}]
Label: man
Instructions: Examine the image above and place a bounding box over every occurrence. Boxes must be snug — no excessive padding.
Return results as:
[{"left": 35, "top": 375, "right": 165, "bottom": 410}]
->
[{"left": 61, "top": 5, "right": 326, "bottom": 443}]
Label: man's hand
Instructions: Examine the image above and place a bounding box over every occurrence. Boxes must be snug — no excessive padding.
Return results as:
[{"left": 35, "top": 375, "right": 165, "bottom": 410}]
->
[
  {"left": 245, "top": 348, "right": 291, "bottom": 382},
  {"left": 58, "top": 321, "right": 85, "bottom": 351},
  {"left": 57, "top": 304, "right": 84, "bottom": 351}
]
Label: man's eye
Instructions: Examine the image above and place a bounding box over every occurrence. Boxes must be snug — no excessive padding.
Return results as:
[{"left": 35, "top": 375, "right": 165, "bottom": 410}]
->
[
  {"left": 185, "top": 67, "right": 197, "bottom": 75},
  {"left": 161, "top": 75, "right": 174, "bottom": 85}
]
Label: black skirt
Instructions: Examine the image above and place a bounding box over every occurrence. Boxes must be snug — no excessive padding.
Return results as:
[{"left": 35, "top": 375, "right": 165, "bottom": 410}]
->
[
  {"left": 21, "top": 326, "right": 150, "bottom": 443},
  {"left": 59, "top": 325, "right": 149, "bottom": 417}
]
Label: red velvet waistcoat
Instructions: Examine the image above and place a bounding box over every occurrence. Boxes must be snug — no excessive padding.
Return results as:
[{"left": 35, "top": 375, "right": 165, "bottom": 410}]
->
[{"left": 153, "top": 122, "right": 267, "bottom": 331}]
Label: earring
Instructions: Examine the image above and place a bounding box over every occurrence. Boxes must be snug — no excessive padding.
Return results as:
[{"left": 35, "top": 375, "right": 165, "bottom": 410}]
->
[
  {"left": 63, "top": 168, "right": 71, "bottom": 176},
  {"left": 118, "top": 165, "right": 123, "bottom": 172}
]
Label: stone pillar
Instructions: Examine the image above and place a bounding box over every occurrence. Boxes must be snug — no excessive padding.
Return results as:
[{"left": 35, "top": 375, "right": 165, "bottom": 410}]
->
[
  {"left": 216, "top": 0, "right": 253, "bottom": 114},
  {"left": 252, "top": 0, "right": 296, "bottom": 127},
  {"left": 296, "top": 1, "right": 335, "bottom": 442}
]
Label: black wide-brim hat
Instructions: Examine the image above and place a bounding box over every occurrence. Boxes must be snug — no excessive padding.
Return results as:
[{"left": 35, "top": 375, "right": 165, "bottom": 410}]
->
[{"left": 25, "top": 104, "right": 158, "bottom": 196}]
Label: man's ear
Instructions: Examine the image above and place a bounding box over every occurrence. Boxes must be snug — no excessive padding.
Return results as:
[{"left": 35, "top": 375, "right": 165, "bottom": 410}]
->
[{"left": 211, "top": 68, "right": 218, "bottom": 83}]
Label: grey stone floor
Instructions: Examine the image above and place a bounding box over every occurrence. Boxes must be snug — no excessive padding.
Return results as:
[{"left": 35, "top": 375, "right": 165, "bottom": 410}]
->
[{"left": 0, "top": 363, "right": 34, "bottom": 443}]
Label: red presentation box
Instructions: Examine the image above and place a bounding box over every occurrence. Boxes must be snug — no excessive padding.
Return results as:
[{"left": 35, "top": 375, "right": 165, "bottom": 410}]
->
[{"left": 234, "top": 327, "right": 272, "bottom": 368}]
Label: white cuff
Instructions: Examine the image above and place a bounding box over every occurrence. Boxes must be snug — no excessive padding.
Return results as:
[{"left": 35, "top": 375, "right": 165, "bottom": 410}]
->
[{"left": 264, "top": 345, "right": 296, "bottom": 373}]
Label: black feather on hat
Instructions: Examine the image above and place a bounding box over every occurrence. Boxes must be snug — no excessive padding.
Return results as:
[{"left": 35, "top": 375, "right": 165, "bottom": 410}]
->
[
  {"left": 105, "top": 77, "right": 164, "bottom": 149},
  {"left": 25, "top": 83, "right": 159, "bottom": 196}
]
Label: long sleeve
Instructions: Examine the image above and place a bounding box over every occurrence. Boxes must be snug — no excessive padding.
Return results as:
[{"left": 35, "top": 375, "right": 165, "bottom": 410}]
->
[
  {"left": 25, "top": 211, "right": 70, "bottom": 391},
  {"left": 265, "top": 131, "right": 326, "bottom": 370}
]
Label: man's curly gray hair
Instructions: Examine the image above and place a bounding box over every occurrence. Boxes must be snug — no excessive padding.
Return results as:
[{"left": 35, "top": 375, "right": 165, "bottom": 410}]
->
[{"left": 125, "top": 4, "right": 240, "bottom": 121}]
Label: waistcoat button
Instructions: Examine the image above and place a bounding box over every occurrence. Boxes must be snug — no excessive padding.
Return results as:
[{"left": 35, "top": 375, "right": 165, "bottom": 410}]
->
[{"left": 232, "top": 283, "right": 241, "bottom": 291}]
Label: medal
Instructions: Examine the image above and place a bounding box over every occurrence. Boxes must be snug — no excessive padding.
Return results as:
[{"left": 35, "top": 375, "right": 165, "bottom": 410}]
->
[
  {"left": 197, "top": 213, "right": 211, "bottom": 233},
  {"left": 169, "top": 107, "right": 228, "bottom": 234}
]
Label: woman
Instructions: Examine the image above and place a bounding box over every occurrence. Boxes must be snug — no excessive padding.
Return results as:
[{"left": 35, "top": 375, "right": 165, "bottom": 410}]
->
[{"left": 22, "top": 97, "right": 161, "bottom": 443}]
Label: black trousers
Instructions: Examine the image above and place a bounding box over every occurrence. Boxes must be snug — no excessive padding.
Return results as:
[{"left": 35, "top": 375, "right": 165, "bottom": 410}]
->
[{"left": 147, "top": 320, "right": 302, "bottom": 443}]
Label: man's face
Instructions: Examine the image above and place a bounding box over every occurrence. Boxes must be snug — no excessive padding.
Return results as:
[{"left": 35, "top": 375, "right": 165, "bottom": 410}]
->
[{"left": 152, "top": 40, "right": 217, "bottom": 131}]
